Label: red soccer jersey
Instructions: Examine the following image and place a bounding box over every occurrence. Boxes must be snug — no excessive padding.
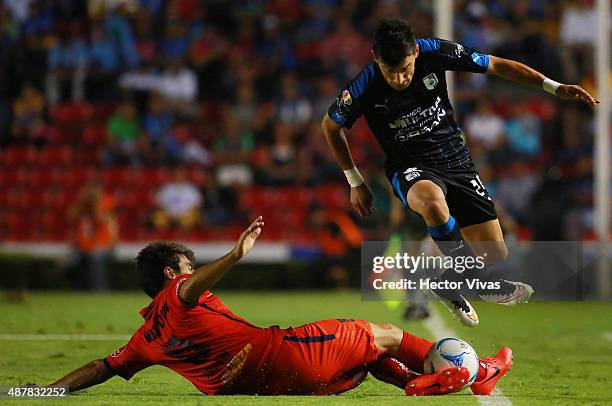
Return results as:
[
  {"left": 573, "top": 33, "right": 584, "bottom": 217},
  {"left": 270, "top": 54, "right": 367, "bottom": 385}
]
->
[{"left": 104, "top": 275, "right": 281, "bottom": 395}]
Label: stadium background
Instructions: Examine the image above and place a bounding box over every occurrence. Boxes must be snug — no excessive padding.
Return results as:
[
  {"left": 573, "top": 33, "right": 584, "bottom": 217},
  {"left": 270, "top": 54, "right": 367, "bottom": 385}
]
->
[{"left": 0, "top": 0, "right": 608, "bottom": 292}]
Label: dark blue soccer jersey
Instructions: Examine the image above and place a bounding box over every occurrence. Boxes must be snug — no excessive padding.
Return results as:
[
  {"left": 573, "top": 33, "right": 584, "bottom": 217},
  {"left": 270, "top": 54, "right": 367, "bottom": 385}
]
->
[{"left": 327, "top": 38, "right": 490, "bottom": 174}]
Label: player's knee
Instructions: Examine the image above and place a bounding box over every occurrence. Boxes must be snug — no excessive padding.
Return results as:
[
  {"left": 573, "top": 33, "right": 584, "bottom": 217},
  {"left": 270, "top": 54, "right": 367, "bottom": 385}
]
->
[{"left": 422, "top": 199, "right": 449, "bottom": 224}]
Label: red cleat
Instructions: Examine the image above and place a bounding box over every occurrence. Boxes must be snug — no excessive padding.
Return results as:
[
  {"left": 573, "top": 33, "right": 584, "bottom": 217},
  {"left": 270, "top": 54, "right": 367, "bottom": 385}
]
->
[
  {"left": 405, "top": 366, "right": 470, "bottom": 396},
  {"left": 470, "top": 346, "right": 513, "bottom": 396}
]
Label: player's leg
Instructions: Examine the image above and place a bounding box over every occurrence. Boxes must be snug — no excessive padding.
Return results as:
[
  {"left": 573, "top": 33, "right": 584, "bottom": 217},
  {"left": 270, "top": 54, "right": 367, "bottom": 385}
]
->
[
  {"left": 399, "top": 179, "right": 480, "bottom": 326},
  {"left": 407, "top": 175, "right": 532, "bottom": 308},
  {"left": 368, "top": 322, "right": 512, "bottom": 396},
  {"left": 460, "top": 219, "right": 507, "bottom": 264},
  {"left": 449, "top": 171, "right": 534, "bottom": 304}
]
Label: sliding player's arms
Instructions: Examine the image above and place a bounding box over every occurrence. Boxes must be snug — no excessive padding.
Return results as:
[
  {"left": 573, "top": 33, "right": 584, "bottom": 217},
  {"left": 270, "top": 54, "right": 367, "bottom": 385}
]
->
[
  {"left": 179, "top": 216, "right": 264, "bottom": 304},
  {"left": 49, "top": 359, "right": 114, "bottom": 393}
]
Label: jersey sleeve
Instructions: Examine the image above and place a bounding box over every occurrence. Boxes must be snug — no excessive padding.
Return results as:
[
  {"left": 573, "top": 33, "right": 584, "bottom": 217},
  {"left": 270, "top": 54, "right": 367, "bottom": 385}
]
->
[
  {"left": 165, "top": 274, "right": 194, "bottom": 310},
  {"left": 418, "top": 38, "right": 490, "bottom": 73},
  {"left": 327, "top": 64, "right": 375, "bottom": 129},
  {"left": 104, "top": 337, "right": 153, "bottom": 380}
]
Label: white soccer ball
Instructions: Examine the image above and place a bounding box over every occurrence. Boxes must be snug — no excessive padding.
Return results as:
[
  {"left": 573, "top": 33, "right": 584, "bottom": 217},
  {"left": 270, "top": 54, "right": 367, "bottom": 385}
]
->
[{"left": 424, "top": 338, "right": 480, "bottom": 387}]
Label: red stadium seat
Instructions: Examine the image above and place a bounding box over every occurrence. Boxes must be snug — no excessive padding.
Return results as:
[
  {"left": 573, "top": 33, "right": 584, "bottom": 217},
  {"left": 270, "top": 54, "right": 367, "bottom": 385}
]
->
[
  {"left": 314, "top": 184, "right": 348, "bottom": 209},
  {"left": 83, "top": 126, "right": 108, "bottom": 145},
  {"left": 38, "top": 146, "right": 74, "bottom": 167}
]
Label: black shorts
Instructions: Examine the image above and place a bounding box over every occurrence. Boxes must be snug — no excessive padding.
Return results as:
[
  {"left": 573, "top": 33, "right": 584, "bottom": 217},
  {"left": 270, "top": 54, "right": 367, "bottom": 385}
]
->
[{"left": 388, "top": 162, "right": 497, "bottom": 228}]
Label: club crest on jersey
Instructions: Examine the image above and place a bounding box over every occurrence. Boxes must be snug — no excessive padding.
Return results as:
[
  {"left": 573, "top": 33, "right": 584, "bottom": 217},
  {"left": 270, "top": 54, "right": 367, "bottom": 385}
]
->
[
  {"left": 423, "top": 73, "right": 438, "bottom": 90},
  {"left": 403, "top": 167, "right": 422, "bottom": 181},
  {"left": 341, "top": 89, "right": 352, "bottom": 105}
]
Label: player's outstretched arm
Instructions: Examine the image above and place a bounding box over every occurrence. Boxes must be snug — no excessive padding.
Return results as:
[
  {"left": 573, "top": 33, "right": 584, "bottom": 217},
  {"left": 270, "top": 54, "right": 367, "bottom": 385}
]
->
[
  {"left": 486, "top": 56, "right": 599, "bottom": 108},
  {"left": 321, "top": 114, "right": 374, "bottom": 218},
  {"left": 49, "top": 359, "right": 114, "bottom": 393},
  {"left": 179, "top": 217, "right": 264, "bottom": 304}
]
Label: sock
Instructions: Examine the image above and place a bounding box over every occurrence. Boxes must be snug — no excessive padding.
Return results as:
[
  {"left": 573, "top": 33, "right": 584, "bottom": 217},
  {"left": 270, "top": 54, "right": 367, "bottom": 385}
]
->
[
  {"left": 368, "top": 355, "right": 418, "bottom": 389},
  {"left": 427, "top": 215, "right": 474, "bottom": 258},
  {"left": 428, "top": 216, "right": 491, "bottom": 284},
  {"left": 393, "top": 331, "right": 434, "bottom": 374}
]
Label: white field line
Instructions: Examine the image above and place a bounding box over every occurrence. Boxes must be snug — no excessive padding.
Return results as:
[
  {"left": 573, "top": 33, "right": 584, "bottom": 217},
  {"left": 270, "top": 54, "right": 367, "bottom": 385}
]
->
[
  {"left": 602, "top": 332, "right": 612, "bottom": 341},
  {"left": 0, "top": 334, "right": 130, "bottom": 341},
  {"left": 422, "top": 305, "right": 512, "bottom": 406}
]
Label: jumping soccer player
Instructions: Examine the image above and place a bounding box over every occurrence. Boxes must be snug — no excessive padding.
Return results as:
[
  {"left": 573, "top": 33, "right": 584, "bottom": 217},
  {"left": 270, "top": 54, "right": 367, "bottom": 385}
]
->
[
  {"left": 49, "top": 217, "right": 510, "bottom": 396},
  {"left": 322, "top": 18, "right": 599, "bottom": 326}
]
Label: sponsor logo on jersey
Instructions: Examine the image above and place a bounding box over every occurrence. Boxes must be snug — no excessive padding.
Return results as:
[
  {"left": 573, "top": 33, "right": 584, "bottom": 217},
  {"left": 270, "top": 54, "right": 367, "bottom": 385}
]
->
[
  {"left": 222, "top": 343, "right": 252, "bottom": 385},
  {"left": 403, "top": 167, "right": 422, "bottom": 181},
  {"left": 423, "top": 73, "right": 438, "bottom": 90},
  {"left": 388, "top": 96, "right": 446, "bottom": 141},
  {"left": 341, "top": 89, "right": 352, "bottom": 105}
]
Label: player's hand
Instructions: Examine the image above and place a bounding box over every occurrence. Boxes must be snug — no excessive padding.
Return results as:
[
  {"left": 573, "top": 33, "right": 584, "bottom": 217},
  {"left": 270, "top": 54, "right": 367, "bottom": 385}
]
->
[
  {"left": 350, "top": 183, "right": 375, "bottom": 218},
  {"left": 555, "top": 84, "right": 600, "bottom": 108},
  {"left": 232, "top": 216, "right": 264, "bottom": 259}
]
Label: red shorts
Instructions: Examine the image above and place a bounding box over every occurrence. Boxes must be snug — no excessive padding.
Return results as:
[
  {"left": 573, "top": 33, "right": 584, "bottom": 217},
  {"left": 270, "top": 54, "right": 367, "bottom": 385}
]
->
[{"left": 253, "top": 319, "right": 380, "bottom": 395}]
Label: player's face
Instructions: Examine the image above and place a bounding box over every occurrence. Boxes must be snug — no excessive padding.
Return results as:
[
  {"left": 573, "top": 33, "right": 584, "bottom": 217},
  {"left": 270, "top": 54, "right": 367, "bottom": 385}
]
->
[
  {"left": 375, "top": 49, "right": 419, "bottom": 91},
  {"left": 176, "top": 254, "right": 195, "bottom": 276}
]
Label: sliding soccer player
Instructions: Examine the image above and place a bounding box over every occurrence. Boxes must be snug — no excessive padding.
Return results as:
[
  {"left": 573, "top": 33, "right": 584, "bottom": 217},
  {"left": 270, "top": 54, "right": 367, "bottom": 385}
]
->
[
  {"left": 322, "top": 18, "right": 599, "bottom": 326},
  {"left": 50, "top": 217, "right": 510, "bottom": 396}
]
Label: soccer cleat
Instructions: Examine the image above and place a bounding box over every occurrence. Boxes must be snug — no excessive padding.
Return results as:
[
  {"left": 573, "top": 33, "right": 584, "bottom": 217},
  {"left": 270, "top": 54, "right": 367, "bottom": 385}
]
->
[
  {"left": 405, "top": 366, "right": 470, "bottom": 396},
  {"left": 478, "top": 280, "right": 534, "bottom": 306},
  {"left": 470, "top": 346, "right": 513, "bottom": 396},
  {"left": 426, "top": 280, "right": 479, "bottom": 327}
]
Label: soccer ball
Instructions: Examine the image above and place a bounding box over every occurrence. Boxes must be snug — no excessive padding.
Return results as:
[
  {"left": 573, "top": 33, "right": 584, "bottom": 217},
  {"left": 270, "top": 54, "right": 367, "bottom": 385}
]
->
[{"left": 424, "top": 338, "right": 480, "bottom": 387}]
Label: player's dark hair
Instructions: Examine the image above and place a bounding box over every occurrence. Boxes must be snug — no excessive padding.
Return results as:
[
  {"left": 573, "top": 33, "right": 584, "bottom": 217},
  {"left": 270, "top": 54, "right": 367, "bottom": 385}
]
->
[
  {"left": 372, "top": 18, "right": 417, "bottom": 68},
  {"left": 136, "top": 241, "right": 196, "bottom": 298}
]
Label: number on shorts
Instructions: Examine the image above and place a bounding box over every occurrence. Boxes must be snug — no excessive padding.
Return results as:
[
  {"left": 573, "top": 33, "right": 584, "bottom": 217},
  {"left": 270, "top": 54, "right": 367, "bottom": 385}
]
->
[{"left": 470, "top": 175, "right": 491, "bottom": 200}]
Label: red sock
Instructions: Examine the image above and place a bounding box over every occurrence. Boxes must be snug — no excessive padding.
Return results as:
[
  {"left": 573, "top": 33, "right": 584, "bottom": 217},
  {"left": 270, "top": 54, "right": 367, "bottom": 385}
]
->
[
  {"left": 368, "top": 355, "right": 418, "bottom": 389},
  {"left": 394, "top": 331, "right": 434, "bottom": 374}
]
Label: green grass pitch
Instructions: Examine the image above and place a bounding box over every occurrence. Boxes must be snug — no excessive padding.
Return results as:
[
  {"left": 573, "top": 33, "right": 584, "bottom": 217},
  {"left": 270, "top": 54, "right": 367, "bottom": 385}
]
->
[{"left": 1, "top": 291, "right": 611, "bottom": 405}]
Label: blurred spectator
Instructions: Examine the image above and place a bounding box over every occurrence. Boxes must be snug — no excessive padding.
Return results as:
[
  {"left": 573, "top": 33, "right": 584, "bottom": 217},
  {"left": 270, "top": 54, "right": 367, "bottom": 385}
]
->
[
  {"left": 152, "top": 168, "right": 202, "bottom": 230},
  {"left": 318, "top": 17, "right": 370, "bottom": 78},
  {"left": 4, "top": 0, "right": 32, "bottom": 24},
  {"left": 213, "top": 113, "right": 254, "bottom": 186},
  {"left": 276, "top": 72, "right": 313, "bottom": 126},
  {"left": 504, "top": 103, "right": 542, "bottom": 158},
  {"left": 257, "top": 122, "right": 297, "bottom": 186},
  {"left": 46, "top": 26, "right": 88, "bottom": 105},
  {"left": 158, "top": 60, "right": 198, "bottom": 114},
  {"left": 495, "top": 162, "right": 539, "bottom": 224},
  {"left": 63, "top": 182, "right": 118, "bottom": 291},
  {"left": 560, "top": 0, "right": 596, "bottom": 81},
  {"left": 233, "top": 82, "right": 258, "bottom": 129},
  {"left": 162, "top": 18, "right": 189, "bottom": 60},
  {"left": 465, "top": 100, "right": 505, "bottom": 152},
  {"left": 11, "top": 83, "right": 47, "bottom": 145},
  {"left": 309, "top": 204, "right": 363, "bottom": 287},
  {"left": 142, "top": 93, "right": 173, "bottom": 143},
  {"left": 104, "top": 100, "right": 140, "bottom": 165},
  {"left": 296, "top": 121, "right": 339, "bottom": 185},
  {"left": 85, "top": 23, "right": 119, "bottom": 101},
  {"left": 20, "top": 1, "right": 52, "bottom": 37}
]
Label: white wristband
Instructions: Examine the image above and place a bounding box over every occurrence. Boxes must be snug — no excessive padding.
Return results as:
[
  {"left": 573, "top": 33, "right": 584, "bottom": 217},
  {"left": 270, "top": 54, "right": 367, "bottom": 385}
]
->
[
  {"left": 543, "top": 78, "right": 561, "bottom": 95},
  {"left": 343, "top": 167, "right": 364, "bottom": 188}
]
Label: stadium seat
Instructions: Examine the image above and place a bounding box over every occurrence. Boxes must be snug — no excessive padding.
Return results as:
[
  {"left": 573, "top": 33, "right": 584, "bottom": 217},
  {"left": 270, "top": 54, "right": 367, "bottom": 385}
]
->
[
  {"left": 38, "top": 146, "right": 74, "bottom": 167},
  {"left": 314, "top": 184, "right": 347, "bottom": 209}
]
